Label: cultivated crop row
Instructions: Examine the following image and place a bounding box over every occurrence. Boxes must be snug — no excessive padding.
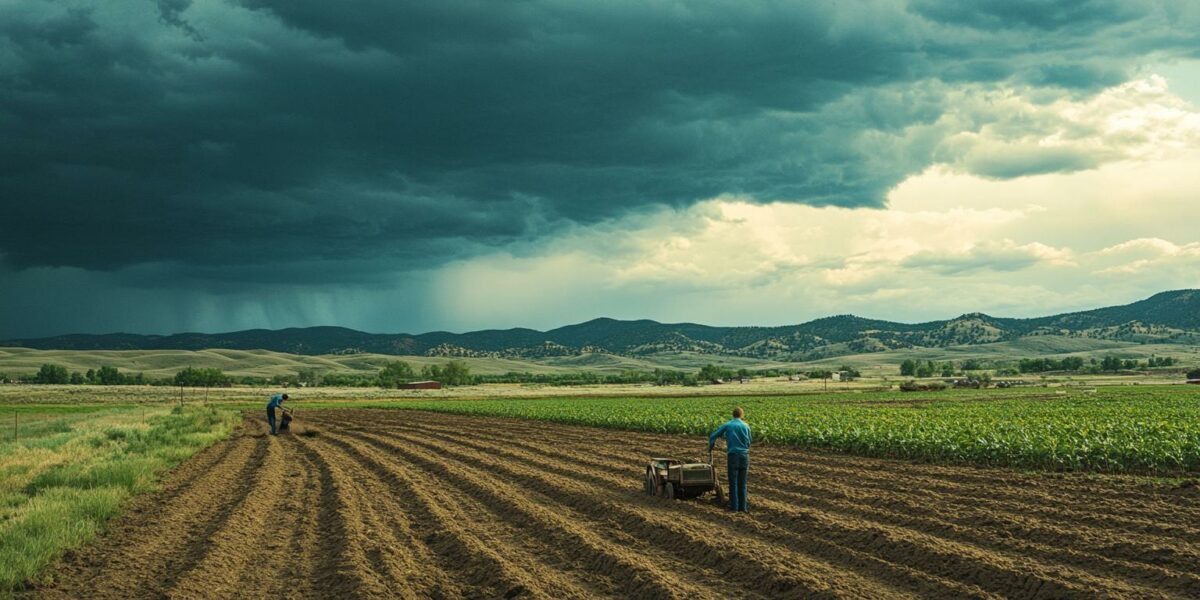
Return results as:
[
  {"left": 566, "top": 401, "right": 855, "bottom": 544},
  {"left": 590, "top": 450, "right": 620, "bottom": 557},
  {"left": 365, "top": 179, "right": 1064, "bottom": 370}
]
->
[{"left": 391, "top": 386, "right": 1200, "bottom": 473}]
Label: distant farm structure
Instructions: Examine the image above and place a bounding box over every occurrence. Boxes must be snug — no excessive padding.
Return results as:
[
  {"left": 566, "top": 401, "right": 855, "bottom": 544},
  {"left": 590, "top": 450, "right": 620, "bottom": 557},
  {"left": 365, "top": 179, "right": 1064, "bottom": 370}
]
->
[{"left": 399, "top": 380, "right": 442, "bottom": 390}]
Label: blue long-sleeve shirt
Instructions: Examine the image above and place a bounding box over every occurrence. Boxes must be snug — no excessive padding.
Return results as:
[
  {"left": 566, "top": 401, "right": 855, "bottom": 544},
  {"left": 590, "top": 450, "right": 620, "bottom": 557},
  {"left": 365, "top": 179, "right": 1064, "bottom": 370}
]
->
[
  {"left": 267, "top": 394, "right": 284, "bottom": 409},
  {"left": 708, "top": 418, "right": 751, "bottom": 455}
]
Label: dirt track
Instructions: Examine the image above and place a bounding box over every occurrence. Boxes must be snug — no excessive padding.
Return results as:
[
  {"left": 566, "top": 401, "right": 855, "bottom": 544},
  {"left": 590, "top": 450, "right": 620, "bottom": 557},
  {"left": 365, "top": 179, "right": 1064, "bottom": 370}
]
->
[{"left": 31, "top": 409, "right": 1200, "bottom": 599}]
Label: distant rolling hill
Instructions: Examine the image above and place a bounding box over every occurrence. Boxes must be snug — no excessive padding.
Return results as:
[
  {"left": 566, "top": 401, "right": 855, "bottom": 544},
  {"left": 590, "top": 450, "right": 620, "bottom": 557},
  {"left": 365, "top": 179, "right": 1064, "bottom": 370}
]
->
[{"left": 4, "top": 290, "right": 1199, "bottom": 363}]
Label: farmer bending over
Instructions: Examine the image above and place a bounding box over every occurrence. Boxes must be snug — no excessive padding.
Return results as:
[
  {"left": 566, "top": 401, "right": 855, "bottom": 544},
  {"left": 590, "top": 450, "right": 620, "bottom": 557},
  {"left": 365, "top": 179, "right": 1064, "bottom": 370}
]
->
[
  {"left": 267, "top": 393, "right": 288, "bottom": 435},
  {"left": 708, "top": 406, "right": 752, "bottom": 512}
]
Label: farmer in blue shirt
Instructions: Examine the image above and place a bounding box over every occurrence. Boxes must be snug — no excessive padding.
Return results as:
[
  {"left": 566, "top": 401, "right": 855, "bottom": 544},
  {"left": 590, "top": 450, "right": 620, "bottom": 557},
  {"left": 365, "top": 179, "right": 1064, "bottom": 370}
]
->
[
  {"left": 267, "top": 393, "right": 288, "bottom": 435},
  {"left": 708, "top": 406, "right": 752, "bottom": 512}
]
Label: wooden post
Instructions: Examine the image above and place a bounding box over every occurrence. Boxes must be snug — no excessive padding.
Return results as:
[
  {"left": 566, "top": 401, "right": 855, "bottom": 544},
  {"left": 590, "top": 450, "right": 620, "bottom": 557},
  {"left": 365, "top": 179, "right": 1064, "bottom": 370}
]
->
[{"left": 13, "top": 411, "right": 17, "bottom": 442}]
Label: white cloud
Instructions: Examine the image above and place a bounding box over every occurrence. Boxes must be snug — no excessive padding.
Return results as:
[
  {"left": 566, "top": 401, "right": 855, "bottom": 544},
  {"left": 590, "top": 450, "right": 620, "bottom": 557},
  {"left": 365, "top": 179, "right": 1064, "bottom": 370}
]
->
[
  {"left": 1093, "top": 238, "right": 1200, "bottom": 275},
  {"left": 930, "top": 75, "right": 1200, "bottom": 179},
  {"left": 429, "top": 78, "right": 1200, "bottom": 329}
]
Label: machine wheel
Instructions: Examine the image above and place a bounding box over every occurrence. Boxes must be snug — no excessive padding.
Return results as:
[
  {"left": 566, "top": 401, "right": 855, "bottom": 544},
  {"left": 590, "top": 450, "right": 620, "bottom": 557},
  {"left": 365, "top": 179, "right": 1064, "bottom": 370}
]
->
[
  {"left": 644, "top": 470, "right": 656, "bottom": 495},
  {"left": 664, "top": 482, "right": 676, "bottom": 500}
]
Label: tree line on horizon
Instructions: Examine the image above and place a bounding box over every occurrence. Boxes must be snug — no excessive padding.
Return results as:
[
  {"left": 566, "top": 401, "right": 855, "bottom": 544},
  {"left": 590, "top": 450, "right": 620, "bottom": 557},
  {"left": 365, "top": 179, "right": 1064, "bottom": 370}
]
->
[
  {"left": 4, "top": 360, "right": 824, "bottom": 389},
  {"left": 6, "top": 356, "right": 1195, "bottom": 389},
  {"left": 899, "top": 355, "right": 1182, "bottom": 378}
]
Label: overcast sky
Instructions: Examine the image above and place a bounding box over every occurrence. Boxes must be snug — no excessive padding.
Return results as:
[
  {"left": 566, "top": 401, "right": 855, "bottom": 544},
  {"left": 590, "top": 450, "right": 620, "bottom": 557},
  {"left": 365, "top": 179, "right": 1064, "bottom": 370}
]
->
[{"left": 2, "top": 0, "right": 1200, "bottom": 337}]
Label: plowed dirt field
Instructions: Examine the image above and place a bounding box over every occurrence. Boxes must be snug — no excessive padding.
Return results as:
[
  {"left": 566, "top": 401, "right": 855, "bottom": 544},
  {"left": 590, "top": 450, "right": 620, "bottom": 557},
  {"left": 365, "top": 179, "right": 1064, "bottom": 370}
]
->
[{"left": 30, "top": 409, "right": 1200, "bottom": 599}]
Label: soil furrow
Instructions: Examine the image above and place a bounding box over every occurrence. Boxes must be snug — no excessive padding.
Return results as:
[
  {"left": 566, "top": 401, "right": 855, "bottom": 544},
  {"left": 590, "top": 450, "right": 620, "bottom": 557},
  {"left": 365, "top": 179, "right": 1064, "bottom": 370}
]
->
[
  {"left": 385, "top": 420, "right": 1129, "bottom": 599},
  {"left": 289, "top": 432, "right": 434, "bottom": 598},
  {"left": 762, "top": 475, "right": 1200, "bottom": 593},
  {"left": 320, "top": 428, "right": 735, "bottom": 599},
  {"left": 165, "top": 433, "right": 294, "bottom": 598},
  {"left": 317, "top": 432, "right": 635, "bottom": 599},
  {"left": 412, "top": 418, "right": 1200, "bottom": 588},
  {"left": 306, "top": 430, "right": 588, "bottom": 599},
  {"left": 268, "top": 436, "right": 327, "bottom": 598},
  {"left": 397, "top": 420, "right": 1004, "bottom": 600},
  {"left": 351, "top": 425, "right": 917, "bottom": 599},
  {"left": 372, "top": 412, "right": 1199, "bottom": 599}
]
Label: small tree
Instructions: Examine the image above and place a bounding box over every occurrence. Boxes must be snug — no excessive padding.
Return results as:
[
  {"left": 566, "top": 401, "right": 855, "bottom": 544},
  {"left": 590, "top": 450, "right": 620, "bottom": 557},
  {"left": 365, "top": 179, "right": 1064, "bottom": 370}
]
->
[
  {"left": 1188, "top": 368, "right": 1200, "bottom": 380},
  {"left": 96, "top": 366, "right": 124, "bottom": 385},
  {"left": 175, "top": 367, "right": 202, "bottom": 387},
  {"left": 175, "top": 367, "right": 230, "bottom": 388},
  {"left": 698, "top": 364, "right": 733, "bottom": 383},
  {"left": 69, "top": 371, "right": 85, "bottom": 385},
  {"left": 899, "top": 359, "right": 917, "bottom": 376},
  {"left": 420, "top": 361, "right": 472, "bottom": 386},
  {"left": 440, "top": 361, "right": 472, "bottom": 386},
  {"left": 34, "top": 363, "right": 70, "bottom": 384},
  {"left": 378, "top": 361, "right": 416, "bottom": 388}
]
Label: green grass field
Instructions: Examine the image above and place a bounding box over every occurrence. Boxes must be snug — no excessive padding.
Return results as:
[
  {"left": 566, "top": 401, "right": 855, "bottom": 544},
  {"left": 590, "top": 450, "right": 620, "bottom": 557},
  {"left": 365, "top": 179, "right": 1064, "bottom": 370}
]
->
[
  {"left": 0, "top": 405, "right": 239, "bottom": 593},
  {"left": 377, "top": 385, "right": 1200, "bottom": 474}
]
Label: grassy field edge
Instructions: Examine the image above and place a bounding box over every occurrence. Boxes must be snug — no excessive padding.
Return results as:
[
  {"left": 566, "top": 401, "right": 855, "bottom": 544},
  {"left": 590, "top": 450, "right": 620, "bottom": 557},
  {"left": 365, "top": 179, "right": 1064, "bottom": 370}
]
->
[{"left": 0, "top": 406, "right": 240, "bottom": 596}]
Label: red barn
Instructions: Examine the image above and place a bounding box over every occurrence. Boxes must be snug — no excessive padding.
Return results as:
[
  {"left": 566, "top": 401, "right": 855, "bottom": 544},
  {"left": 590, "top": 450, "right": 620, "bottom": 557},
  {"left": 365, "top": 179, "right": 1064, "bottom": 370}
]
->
[{"left": 399, "top": 380, "right": 442, "bottom": 390}]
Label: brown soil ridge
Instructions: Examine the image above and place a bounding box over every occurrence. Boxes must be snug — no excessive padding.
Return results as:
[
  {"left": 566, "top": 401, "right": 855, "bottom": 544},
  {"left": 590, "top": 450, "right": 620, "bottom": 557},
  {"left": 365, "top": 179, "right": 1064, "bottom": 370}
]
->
[{"left": 28, "top": 409, "right": 1200, "bottom": 599}]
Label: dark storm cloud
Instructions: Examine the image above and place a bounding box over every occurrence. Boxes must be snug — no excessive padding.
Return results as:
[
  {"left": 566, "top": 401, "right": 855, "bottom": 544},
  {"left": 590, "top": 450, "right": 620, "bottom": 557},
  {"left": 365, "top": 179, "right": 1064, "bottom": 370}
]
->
[
  {"left": 157, "top": 0, "right": 204, "bottom": 41},
  {"left": 911, "top": 0, "right": 1144, "bottom": 32},
  {"left": 0, "top": 0, "right": 1197, "bottom": 282}
]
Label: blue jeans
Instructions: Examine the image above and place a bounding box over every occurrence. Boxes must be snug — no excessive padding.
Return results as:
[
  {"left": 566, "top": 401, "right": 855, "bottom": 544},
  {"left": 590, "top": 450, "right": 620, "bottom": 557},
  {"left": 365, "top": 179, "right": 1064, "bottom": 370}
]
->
[
  {"left": 727, "top": 452, "right": 748, "bottom": 511},
  {"left": 267, "top": 407, "right": 277, "bottom": 434}
]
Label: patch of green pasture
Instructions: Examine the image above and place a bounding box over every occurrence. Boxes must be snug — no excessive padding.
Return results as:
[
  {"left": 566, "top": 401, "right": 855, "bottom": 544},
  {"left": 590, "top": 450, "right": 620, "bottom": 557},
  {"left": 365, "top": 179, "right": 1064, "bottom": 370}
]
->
[
  {"left": 0, "top": 405, "right": 239, "bottom": 595},
  {"left": 0, "top": 404, "right": 137, "bottom": 414}
]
